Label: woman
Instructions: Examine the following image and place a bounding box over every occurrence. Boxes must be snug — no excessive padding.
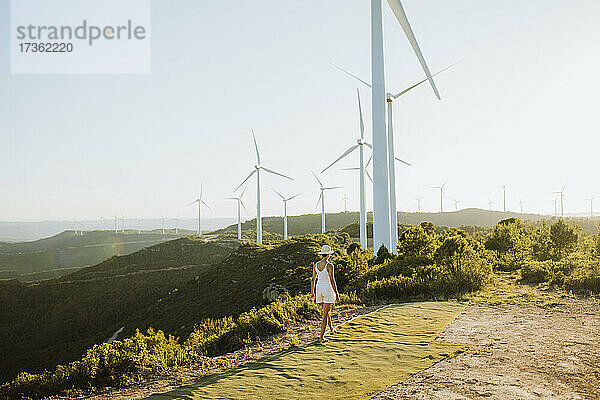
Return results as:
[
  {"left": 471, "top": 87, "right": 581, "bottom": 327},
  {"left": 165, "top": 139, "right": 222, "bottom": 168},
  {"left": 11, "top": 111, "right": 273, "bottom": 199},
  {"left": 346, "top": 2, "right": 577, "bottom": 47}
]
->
[{"left": 311, "top": 244, "right": 340, "bottom": 342}]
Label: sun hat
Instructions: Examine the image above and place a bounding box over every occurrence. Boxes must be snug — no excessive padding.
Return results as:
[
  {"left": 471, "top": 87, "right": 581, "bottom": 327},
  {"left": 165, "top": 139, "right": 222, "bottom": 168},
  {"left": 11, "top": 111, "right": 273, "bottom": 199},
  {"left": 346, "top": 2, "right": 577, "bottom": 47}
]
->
[{"left": 318, "top": 244, "right": 334, "bottom": 255}]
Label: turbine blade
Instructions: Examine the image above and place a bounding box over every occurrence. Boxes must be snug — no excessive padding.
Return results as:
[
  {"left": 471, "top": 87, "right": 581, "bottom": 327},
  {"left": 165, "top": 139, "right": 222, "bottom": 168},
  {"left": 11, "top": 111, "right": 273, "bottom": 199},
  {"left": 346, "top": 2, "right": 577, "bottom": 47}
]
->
[
  {"left": 262, "top": 167, "right": 293, "bottom": 181},
  {"left": 234, "top": 169, "right": 257, "bottom": 192},
  {"left": 188, "top": 199, "right": 199, "bottom": 206},
  {"left": 251, "top": 129, "right": 261, "bottom": 164},
  {"left": 394, "top": 157, "right": 412, "bottom": 166},
  {"left": 330, "top": 63, "right": 372, "bottom": 88},
  {"left": 321, "top": 145, "right": 359, "bottom": 173},
  {"left": 240, "top": 183, "right": 248, "bottom": 198},
  {"left": 364, "top": 142, "right": 373, "bottom": 150},
  {"left": 387, "top": 0, "right": 441, "bottom": 100},
  {"left": 316, "top": 192, "right": 323, "bottom": 208},
  {"left": 312, "top": 171, "right": 324, "bottom": 188},
  {"left": 366, "top": 169, "right": 373, "bottom": 183},
  {"left": 240, "top": 200, "right": 249, "bottom": 215},
  {"left": 201, "top": 200, "right": 212, "bottom": 210},
  {"left": 366, "top": 154, "right": 373, "bottom": 168},
  {"left": 287, "top": 193, "right": 302, "bottom": 201},
  {"left": 393, "top": 61, "right": 460, "bottom": 99},
  {"left": 341, "top": 167, "right": 360, "bottom": 171},
  {"left": 357, "top": 89, "right": 365, "bottom": 139},
  {"left": 272, "top": 188, "right": 285, "bottom": 200},
  {"left": 324, "top": 186, "right": 343, "bottom": 190}
]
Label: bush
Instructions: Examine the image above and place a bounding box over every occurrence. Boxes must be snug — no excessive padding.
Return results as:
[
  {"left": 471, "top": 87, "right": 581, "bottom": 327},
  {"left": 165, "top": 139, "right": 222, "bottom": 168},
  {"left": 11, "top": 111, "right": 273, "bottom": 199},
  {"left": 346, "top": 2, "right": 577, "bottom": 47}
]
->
[{"left": 521, "top": 260, "right": 553, "bottom": 283}]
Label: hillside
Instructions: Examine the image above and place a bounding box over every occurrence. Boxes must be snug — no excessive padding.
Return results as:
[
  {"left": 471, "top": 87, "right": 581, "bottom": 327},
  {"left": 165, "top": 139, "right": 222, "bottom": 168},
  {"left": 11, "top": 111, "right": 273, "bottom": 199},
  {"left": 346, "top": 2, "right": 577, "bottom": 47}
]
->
[
  {"left": 219, "top": 208, "right": 546, "bottom": 237},
  {"left": 0, "top": 234, "right": 345, "bottom": 384},
  {"left": 0, "top": 230, "right": 191, "bottom": 281},
  {"left": 0, "top": 238, "right": 237, "bottom": 382}
]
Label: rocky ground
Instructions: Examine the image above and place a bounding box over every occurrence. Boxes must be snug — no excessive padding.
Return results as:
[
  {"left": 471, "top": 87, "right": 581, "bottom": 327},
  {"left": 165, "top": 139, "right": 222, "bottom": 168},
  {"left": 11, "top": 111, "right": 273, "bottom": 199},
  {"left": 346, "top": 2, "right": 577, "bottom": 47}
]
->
[{"left": 374, "top": 276, "right": 600, "bottom": 400}]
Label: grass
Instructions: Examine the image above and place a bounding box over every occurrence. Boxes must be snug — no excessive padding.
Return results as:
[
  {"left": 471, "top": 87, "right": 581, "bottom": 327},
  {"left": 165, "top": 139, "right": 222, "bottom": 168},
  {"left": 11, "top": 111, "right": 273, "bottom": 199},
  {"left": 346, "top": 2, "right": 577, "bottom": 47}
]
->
[{"left": 147, "top": 302, "right": 465, "bottom": 400}]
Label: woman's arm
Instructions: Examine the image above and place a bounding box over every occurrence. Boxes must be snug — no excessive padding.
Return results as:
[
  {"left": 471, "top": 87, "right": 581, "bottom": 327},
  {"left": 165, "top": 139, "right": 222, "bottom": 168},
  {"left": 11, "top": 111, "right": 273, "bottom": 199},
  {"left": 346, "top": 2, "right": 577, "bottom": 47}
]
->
[
  {"left": 310, "top": 264, "right": 316, "bottom": 301},
  {"left": 327, "top": 264, "right": 339, "bottom": 302}
]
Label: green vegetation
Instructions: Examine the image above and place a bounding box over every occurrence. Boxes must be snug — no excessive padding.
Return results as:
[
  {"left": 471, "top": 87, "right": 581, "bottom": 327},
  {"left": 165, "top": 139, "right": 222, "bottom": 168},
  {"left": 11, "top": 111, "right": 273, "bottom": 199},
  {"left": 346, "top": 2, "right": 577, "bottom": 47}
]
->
[
  {"left": 219, "top": 208, "right": 543, "bottom": 238},
  {"left": 4, "top": 215, "right": 598, "bottom": 399},
  {"left": 0, "top": 294, "right": 319, "bottom": 400},
  {"left": 0, "top": 231, "right": 189, "bottom": 281},
  {"left": 485, "top": 218, "right": 600, "bottom": 294},
  {"left": 0, "top": 238, "right": 236, "bottom": 383}
]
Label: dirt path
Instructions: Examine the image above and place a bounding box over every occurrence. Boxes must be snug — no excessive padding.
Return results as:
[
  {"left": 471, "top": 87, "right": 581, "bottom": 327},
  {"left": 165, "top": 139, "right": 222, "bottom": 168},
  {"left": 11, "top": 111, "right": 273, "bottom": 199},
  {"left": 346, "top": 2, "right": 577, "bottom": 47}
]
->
[{"left": 374, "top": 285, "right": 600, "bottom": 399}]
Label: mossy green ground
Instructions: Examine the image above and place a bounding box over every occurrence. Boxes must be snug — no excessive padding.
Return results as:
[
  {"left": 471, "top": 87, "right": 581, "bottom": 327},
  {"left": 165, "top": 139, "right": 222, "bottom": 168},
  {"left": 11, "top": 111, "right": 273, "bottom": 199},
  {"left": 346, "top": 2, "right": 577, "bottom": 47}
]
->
[{"left": 148, "top": 301, "right": 464, "bottom": 400}]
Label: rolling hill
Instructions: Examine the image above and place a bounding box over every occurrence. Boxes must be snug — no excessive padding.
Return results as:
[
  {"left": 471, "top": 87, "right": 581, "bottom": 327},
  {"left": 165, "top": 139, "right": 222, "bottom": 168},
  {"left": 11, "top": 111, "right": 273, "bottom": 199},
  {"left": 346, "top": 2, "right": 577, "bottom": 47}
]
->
[
  {"left": 219, "top": 208, "right": 546, "bottom": 237},
  {"left": 0, "top": 230, "right": 192, "bottom": 281},
  {"left": 0, "top": 234, "right": 346, "bottom": 384}
]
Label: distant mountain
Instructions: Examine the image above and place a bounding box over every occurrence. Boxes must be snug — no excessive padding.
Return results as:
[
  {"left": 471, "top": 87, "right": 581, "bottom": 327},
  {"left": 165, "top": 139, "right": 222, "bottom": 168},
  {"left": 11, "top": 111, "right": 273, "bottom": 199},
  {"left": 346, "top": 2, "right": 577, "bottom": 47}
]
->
[
  {"left": 0, "top": 218, "right": 236, "bottom": 242},
  {"left": 219, "top": 208, "right": 547, "bottom": 236},
  {"left": 0, "top": 230, "right": 191, "bottom": 281}
]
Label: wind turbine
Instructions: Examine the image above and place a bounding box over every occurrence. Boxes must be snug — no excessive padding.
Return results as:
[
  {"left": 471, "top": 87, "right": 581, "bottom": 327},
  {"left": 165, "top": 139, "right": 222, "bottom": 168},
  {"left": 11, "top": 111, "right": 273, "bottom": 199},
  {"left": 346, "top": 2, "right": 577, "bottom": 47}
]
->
[
  {"left": 519, "top": 199, "right": 526, "bottom": 214},
  {"left": 414, "top": 195, "right": 423, "bottom": 213},
  {"left": 100, "top": 216, "right": 104, "bottom": 231},
  {"left": 341, "top": 193, "right": 350, "bottom": 213},
  {"left": 502, "top": 185, "right": 508, "bottom": 212},
  {"left": 137, "top": 217, "right": 141, "bottom": 234},
  {"left": 586, "top": 197, "right": 595, "bottom": 217},
  {"left": 453, "top": 198, "right": 462, "bottom": 211},
  {"left": 369, "top": 0, "right": 441, "bottom": 254},
  {"left": 161, "top": 216, "right": 165, "bottom": 235},
  {"left": 313, "top": 171, "right": 342, "bottom": 234},
  {"left": 487, "top": 198, "right": 494, "bottom": 211},
  {"left": 273, "top": 189, "right": 301, "bottom": 240},
  {"left": 321, "top": 89, "right": 370, "bottom": 249},
  {"left": 234, "top": 130, "right": 293, "bottom": 245},
  {"left": 114, "top": 216, "right": 118, "bottom": 234},
  {"left": 431, "top": 180, "right": 447, "bottom": 213},
  {"left": 225, "top": 185, "right": 249, "bottom": 240},
  {"left": 552, "top": 185, "right": 566, "bottom": 217},
  {"left": 333, "top": 62, "right": 455, "bottom": 253},
  {"left": 190, "top": 184, "right": 211, "bottom": 237}
]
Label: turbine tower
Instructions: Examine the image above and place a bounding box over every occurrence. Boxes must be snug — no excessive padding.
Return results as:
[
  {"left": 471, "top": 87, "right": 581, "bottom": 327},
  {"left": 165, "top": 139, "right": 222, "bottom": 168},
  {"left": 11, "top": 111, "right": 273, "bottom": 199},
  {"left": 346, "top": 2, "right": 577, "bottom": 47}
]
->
[
  {"left": 487, "top": 198, "right": 494, "bottom": 211},
  {"left": 226, "top": 185, "right": 249, "bottom": 240},
  {"left": 415, "top": 195, "right": 423, "bottom": 213},
  {"left": 502, "top": 185, "right": 507, "bottom": 212},
  {"left": 273, "top": 189, "right": 301, "bottom": 240},
  {"left": 519, "top": 199, "right": 526, "bottom": 214},
  {"left": 369, "top": 0, "right": 440, "bottom": 254},
  {"left": 552, "top": 185, "right": 566, "bottom": 217},
  {"left": 114, "top": 216, "right": 118, "bottom": 234},
  {"left": 321, "top": 89, "right": 370, "bottom": 249},
  {"left": 333, "top": 63, "right": 454, "bottom": 253},
  {"left": 431, "top": 180, "right": 447, "bottom": 213},
  {"left": 234, "top": 130, "right": 293, "bottom": 244},
  {"left": 342, "top": 193, "right": 350, "bottom": 213},
  {"left": 313, "top": 171, "right": 342, "bottom": 234},
  {"left": 190, "top": 184, "right": 211, "bottom": 237},
  {"left": 453, "top": 199, "right": 462, "bottom": 211},
  {"left": 586, "top": 197, "right": 595, "bottom": 217}
]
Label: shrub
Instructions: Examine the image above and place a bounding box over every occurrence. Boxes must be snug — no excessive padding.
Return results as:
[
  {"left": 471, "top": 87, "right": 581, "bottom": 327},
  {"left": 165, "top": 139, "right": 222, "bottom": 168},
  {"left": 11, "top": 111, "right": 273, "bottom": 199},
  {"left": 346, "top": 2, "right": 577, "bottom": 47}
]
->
[{"left": 521, "top": 260, "right": 553, "bottom": 283}]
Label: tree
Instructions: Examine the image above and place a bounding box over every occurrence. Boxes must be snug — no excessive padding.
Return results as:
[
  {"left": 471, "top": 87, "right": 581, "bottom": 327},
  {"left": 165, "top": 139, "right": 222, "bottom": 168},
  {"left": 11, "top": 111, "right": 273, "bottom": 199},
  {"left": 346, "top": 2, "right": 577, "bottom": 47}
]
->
[
  {"left": 398, "top": 226, "right": 436, "bottom": 258},
  {"left": 549, "top": 219, "right": 578, "bottom": 259},
  {"left": 434, "top": 234, "right": 471, "bottom": 276}
]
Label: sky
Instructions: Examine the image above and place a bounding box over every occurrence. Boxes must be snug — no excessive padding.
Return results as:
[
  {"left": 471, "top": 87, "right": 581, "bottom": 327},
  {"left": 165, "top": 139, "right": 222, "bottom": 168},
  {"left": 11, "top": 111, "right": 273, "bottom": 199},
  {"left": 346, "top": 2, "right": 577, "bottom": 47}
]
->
[{"left": 1, "top": 0, "right": 599, "bottom": 222}]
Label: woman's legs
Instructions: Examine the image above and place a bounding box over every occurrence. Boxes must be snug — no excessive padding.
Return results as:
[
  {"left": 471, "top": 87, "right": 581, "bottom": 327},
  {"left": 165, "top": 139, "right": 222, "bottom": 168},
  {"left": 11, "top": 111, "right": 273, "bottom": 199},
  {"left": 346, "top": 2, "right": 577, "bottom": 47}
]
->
[
  {"left": 327, "top": 311, "right": 334, "bottom": 333},
  {"left": 319, "top": 303, "right": 331, "bottom": 341}
]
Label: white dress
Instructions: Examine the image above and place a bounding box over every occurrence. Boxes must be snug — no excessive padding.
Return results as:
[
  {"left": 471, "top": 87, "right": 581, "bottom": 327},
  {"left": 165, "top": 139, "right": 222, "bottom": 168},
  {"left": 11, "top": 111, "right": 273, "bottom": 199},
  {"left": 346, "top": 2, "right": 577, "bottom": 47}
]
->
[{"left": 315, "top": 262, "right": 336, "bottom": 304}]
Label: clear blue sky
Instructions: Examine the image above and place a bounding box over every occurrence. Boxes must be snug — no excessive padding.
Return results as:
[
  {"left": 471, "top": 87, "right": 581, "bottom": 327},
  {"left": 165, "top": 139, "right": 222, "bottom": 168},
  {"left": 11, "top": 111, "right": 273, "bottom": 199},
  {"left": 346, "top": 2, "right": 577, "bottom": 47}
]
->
[{"left": 1, "top": 0, "right": 599, "bottom": 221}]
